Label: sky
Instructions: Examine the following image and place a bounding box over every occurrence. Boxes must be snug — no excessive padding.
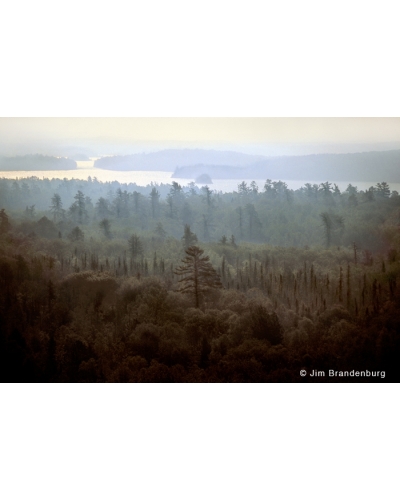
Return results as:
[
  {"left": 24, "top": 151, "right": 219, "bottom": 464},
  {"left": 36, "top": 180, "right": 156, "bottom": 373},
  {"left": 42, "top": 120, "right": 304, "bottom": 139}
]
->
[{"left": 1, "top": 118, "right": 400, "bottom": 157}]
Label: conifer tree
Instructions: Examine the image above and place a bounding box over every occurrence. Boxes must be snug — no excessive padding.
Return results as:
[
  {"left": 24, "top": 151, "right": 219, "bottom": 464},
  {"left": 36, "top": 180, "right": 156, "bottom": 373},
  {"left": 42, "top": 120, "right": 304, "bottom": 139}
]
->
[
  {"left": 149, "top": 187, "right": 160, "bottom": 218},
  {"left": 174, "top": 246, "right": 222, "bottom": 308},
  {"left": 182, "top": 224, "right": 198, "bottom": 248},
  {"left": 128, "top": 234, "right": 144, "bottom": 260},
  {"left": 0, "top": 208, "right": 11, "bottom": 234},
  {"left": 99, "top": 218, "right": 112, "bottom": 239}
]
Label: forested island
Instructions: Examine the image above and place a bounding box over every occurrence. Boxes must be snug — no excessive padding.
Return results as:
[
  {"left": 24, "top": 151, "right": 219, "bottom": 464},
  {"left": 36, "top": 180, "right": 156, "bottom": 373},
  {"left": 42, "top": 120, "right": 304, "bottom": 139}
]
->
[
  {"left": 172, "top": 149, "right": 400, "bottom": 182},
  {"left": 0, "top": 155, "right": 77, "bottom": 171},
  {"left": 91, "top": 148, "right": 400, "bottom": 182},
  {"left": 94, "top": 149, "right": 263, "bottom": 171},
  {"left": 1, "top": 176, "right": 399, "bottom": 382}
]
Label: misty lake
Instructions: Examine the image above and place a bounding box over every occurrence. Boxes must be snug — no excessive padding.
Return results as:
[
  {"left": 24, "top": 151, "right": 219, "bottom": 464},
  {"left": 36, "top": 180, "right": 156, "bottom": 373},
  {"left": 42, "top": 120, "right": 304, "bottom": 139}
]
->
[{"left": 1, "top": 163, "right": 399, "bottom": 194}]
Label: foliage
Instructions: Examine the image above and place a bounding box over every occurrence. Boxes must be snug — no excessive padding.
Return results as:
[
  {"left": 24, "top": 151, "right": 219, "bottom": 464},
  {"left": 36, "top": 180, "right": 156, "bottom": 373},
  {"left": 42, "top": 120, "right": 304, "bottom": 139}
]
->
[
  {"left": 68, "top": 226, "right": 84, "bottom": 242},
  {"left": 99, "top": 218, "right": 112, "bottom": 239},
  {"left": 175, "top": 246, "right": 222, "bottom": 308},
  {"left": 182, "top": 224, "right": 198, "bottom": 248},
  {"left": 128, "top": 233, "right": 144, "bottom": 259},
  {"left": 1, "top": 177, "right": 400, "bottom": 382}
]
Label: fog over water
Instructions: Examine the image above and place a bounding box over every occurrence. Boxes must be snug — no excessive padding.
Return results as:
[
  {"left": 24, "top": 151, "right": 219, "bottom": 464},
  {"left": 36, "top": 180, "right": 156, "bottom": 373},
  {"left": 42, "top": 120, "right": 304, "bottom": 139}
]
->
[
  {"left": 1, "top": 118, "right": 400, "bottom": 194},
  {"left": 1, "top": 167, "right": 399, "bottom": 195}
]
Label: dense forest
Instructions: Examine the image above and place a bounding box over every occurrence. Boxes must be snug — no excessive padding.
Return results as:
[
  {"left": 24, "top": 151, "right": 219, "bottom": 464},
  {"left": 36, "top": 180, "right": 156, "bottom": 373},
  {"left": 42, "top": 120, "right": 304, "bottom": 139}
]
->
[{"left": 1, "top": 176, "right": 399, "bottom": 382}]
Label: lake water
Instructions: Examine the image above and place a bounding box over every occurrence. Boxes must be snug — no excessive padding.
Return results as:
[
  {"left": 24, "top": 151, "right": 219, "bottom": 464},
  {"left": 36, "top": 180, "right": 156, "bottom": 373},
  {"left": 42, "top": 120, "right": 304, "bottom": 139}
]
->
[{"left": 1, "top": 161, "right": 399, "bottom": 194}]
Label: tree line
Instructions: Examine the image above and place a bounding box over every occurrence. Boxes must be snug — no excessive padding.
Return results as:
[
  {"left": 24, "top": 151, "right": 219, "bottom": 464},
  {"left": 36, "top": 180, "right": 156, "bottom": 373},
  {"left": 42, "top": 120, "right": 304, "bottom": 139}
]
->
[
  {"left": 0, "top": 175, "right": 399, "bottom": 381},
  {"left": 1, "top": 177, "right": 399, "bottom": 252}
]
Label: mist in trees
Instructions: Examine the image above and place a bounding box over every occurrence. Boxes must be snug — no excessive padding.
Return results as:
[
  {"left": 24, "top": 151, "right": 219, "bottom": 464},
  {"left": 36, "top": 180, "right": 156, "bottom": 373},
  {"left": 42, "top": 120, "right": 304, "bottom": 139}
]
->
[{"left": 1, "top": 175, "right": 399, "bottom": 382}]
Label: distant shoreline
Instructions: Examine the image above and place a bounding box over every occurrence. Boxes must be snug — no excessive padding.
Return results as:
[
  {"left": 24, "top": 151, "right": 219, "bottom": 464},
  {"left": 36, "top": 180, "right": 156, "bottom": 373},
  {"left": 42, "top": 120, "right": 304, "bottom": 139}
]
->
[{"left": 1, "top": 169, "right": 399, "bottom": 195}]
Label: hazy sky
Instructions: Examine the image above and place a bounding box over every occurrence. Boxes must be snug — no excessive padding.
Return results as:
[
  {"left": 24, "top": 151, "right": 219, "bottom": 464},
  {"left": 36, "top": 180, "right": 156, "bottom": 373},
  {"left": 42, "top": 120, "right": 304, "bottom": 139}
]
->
[{"left": 1, "top": 118, "right": 400, "bottom": 156}]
